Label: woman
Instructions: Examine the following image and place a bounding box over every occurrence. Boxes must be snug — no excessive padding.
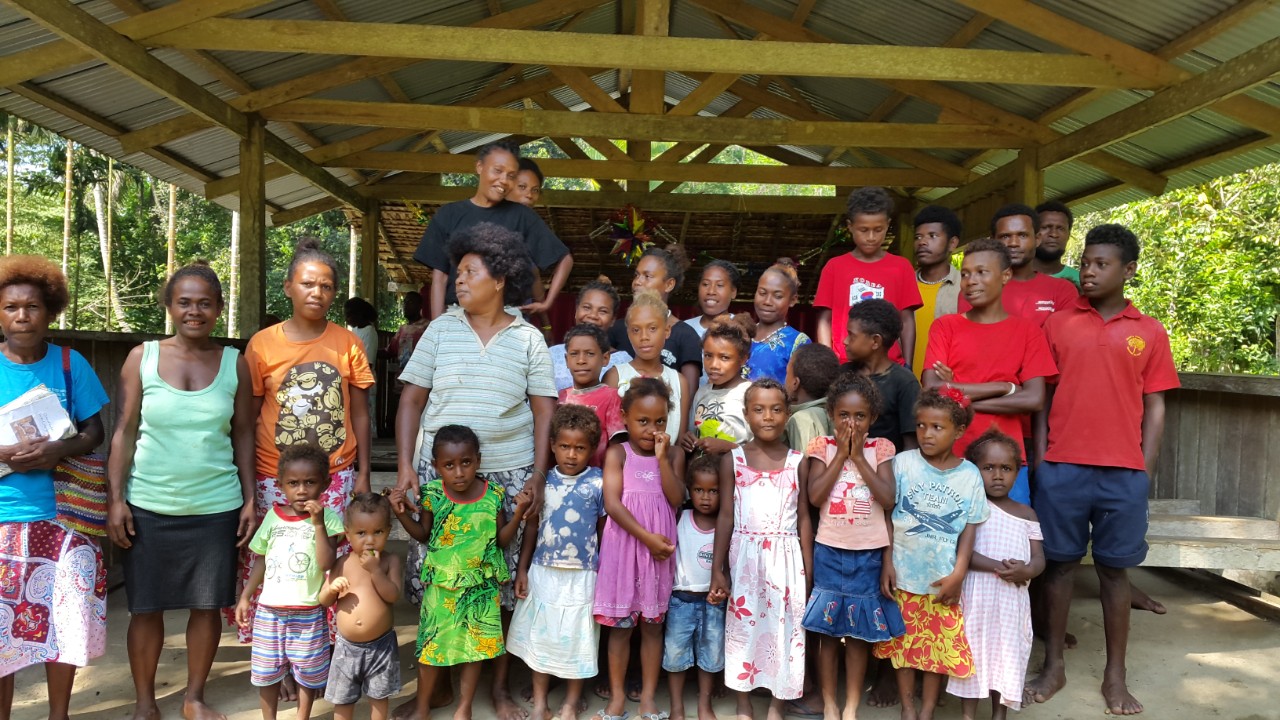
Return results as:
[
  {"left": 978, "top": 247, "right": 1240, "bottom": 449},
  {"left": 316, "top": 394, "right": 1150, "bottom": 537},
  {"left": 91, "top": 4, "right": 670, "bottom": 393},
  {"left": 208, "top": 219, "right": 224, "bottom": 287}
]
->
[
  {"left": 0, "top": 255, "right": 109, "bottom": 719},
  {"left": 396, "top": 222, "right": 557, "bottom": 720},
  {"left": 107, "top": 262, "right": 256, "bottom": 720}
]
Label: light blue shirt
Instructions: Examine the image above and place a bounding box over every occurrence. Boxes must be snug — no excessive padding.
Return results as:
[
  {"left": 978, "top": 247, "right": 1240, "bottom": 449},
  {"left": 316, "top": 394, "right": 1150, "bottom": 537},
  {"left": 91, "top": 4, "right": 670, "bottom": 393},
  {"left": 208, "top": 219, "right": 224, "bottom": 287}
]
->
[
  {"left": 532, "top": 467, "right": 605, "bottom": 570},
  {"left": 889, "top": 450, "right": 988, "bottom": 596},
  {"left": 549, "top": 342, "right": 631, "bottom": 394}
]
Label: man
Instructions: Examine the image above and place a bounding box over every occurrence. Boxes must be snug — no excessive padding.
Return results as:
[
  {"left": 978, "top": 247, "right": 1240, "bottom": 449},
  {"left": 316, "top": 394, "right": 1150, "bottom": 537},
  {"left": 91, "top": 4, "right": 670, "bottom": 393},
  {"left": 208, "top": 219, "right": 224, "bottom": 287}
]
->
[
  {"left": 414, "top": 141, "right": 573, "bottom": 320},
  {"left": 911, "top": 204, "right": 969, "bottom": 378},
  {"left": 990, "top": 204, "right": 1078, "bottom": 328},
  {"left": 1033, "top": 200, "right": 1079, "bottom": 286}
]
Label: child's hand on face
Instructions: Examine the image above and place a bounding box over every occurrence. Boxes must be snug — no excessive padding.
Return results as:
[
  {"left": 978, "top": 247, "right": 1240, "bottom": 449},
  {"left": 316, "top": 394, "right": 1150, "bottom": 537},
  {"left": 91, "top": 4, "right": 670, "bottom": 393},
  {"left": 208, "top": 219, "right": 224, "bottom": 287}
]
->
[
  {"left": 358, "top": 549, "right": 382, "bottom": 574},
  {"left": 330, "top": 576, "right": 351, "bottom": 597},
  {"left": 654, "top": 432, "right": 671, "bottom": 462},
  {"left": 996, "top": 559, "right": 1034, "bottom": 585},
  {"left": 835, "top": 419, "right": 855, "bottom": 459},
  {"left": 645, "top": 532, "right": 675, "bottom": 561},
  {"left": 303, "top": 499, "right": 325, "bottom": 522},
  {"left": 932, "top": 571, "right": 964, "bottom": 605}
]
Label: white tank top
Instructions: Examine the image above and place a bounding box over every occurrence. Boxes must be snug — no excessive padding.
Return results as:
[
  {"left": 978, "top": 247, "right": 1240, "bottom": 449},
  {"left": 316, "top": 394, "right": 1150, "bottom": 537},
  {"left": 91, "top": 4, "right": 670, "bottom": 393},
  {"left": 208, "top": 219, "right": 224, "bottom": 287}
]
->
[
  {"left": 614, "top": 362, "right": 684, "bottom": 437},
  {"left": 673, "top": 511, "right": 716, "bottom": 592}
]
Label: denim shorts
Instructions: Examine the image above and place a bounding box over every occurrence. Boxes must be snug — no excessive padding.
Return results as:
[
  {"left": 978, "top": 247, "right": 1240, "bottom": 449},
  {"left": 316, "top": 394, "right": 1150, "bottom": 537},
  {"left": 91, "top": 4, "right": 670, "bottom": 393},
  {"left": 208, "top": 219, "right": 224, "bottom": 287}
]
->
[
  {"left": 661, "top": 591, "right": 726, "bottom": 673},
  {"left": 1034, "top": 461, "right": 1149, "bottom": 568}
]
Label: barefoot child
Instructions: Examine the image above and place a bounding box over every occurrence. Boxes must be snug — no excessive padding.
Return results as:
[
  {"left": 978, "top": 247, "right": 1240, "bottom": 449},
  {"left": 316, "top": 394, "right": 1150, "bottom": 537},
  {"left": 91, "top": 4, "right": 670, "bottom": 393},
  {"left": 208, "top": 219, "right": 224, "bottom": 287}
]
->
[
  {"left": 665, "top": 454, "right": 728, "bottom": 720},
  {"left": 319, "top": 493, "right": 404, "bottom": 720},
  {"left": 236, "top": 444, "right": 345, "bottom": 720},
  {"left": 681, "top": 316, "right": 754, "bottom": 456},
  {"left": 801, "top": 373, "right": 903, "bottom": 720},
  {"left": 711, "top": 379, "right": 812, "bottom": 720},
  {"left": 594, "top": 379, "right": 683, "bottom": 720},
  {"left": 948, "top": 429, "right": 1044, "bottom": 719},
  {"left": 390, "top": 425, "right": 533, "bottom": 720},
  {"left": 508, "top": 405, "right": 607, "bottom": 720},
  {"left": 559, "top": 324, "right": 625, "bottom": 468},
  {"left": 874, "top": 388, "right": 989, "bottom": 720}
]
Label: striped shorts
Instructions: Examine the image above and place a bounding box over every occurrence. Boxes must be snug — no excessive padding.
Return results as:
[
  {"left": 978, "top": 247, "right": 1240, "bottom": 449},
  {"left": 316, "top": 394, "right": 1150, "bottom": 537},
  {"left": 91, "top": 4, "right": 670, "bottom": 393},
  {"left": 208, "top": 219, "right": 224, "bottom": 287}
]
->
[{"left": 250, "top": 605, "right": 332, "bottom": 689}]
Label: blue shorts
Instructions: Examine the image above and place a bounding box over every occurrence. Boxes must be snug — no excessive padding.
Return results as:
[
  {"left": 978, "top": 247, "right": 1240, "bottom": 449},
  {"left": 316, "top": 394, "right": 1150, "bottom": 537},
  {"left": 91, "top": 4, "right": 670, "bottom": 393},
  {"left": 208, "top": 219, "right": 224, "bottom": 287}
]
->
[
  {"left": 661, "top": 591, "right": 726, "bottom": 673},
  {"left": 1033, "top": 461, "right": 1149, "bottom": 568}
]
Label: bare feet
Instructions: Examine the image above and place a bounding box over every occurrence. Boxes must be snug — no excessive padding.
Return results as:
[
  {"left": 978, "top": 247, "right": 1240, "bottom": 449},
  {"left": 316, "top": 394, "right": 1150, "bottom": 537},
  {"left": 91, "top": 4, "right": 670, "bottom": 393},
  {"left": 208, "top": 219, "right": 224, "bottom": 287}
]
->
[
  {"left": 1064, "top": 632, "right": 1079, "bottom": 649},
  {"left": 839, "top": 703, "right": 858, "bottom": 720},
  {"left": 494, "top": 689, "right": 529, "bottom": 720},
  {"left": 1129, "top": 586, "right": 1166, "bottom": 615},
  {"left": 392, "top": 700, "right": 427, "bottom": 720},
  {"left": 1025, "top": 664, "right": 1067, "bottom": 705},
  {"left": 865, "top": 671, "right": 898, "bottom": 708},
  {"left": 556, "top": 702, "right": 579, "bottom": 720},
  {"left": 279, "top": 676, "right": 298, "bottom": 703},
  {"left": 1101, "top": 673, "right": 1143, "bottom": 715},
  {"left": 735, "top": 693, "right": 755, "bottom": 720},
  {"left": 764, "top": 698, "right": 785, "bottom": 720},
  {"left": 132, "top": 702, "right": 162, "bottom": 720},
  {"left": 182, "top": 698, "right": 227, "bottom": 720},
  {"left": 697, "top": 698, "right": 717, "bottom": 720}
]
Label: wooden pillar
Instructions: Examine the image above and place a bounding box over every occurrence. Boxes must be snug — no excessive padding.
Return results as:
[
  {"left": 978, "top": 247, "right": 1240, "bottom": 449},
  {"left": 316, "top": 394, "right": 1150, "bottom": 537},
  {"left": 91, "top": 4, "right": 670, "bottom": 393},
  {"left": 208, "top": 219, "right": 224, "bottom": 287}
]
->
[
  {"left": 348, "top": 222, "right": 359, "bottom": 298},
  {"left": 896, "top": 202, "right": 916, "bottom": 262},
  {"left": 228, "top": 212, "right": 239, "bottom": 338},
  {"left": 164, "top": 182, "right": 177, "bottom": 334},
  {"left": 360, "top": 200, "right": 379, "bottom": 301},
  {"left": 237, "top": 116, "right": 266, "bottom": 337},
  {"left": 628, "top": 0, "right": 669, "bottom": 191},
  {"left": 1013, "top": 147, "right": 1043, "bottom": 207}
]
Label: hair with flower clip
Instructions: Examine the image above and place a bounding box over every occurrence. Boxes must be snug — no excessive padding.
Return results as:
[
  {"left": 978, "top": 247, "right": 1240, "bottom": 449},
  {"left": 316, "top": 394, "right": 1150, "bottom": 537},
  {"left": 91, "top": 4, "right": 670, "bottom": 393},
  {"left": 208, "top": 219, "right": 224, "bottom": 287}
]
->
[
  {"left": 915, "top": 386, "right": 974, "bottom": 429},
  {"left": 939, "top": 384, "right": 971, "bottom": 409}
]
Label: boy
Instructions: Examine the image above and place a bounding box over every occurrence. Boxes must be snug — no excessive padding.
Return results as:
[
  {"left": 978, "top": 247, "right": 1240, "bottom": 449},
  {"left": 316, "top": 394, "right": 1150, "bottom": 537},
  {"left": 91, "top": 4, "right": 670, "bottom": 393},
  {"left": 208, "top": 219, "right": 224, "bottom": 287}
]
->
[
  {"left": 815, "top": 187, "right": 922, "bottom": 367},
  {"left": 1033, "top": 200, "right": 1079, "bottom": 286},
  {"left": 551, "top": 282, "right": 632, "bottom": 392},
  {"left": 1028, "top": 225, "right": 1179, "bottom": 716},
  {"left": 510, "top": 405, "right": 605, "bottom": 720},
  {"left": 912, "top": 204, "right": 970, "bottom": 377},
  {"left": 558, "top": 323, "right": 625, "bottom": 467},
  {"left": 991, "top": 204, "right": 1078, "bottom": 328},
  {"left": 842, "top": 299, "right": 919, "bottom": 452},
  {"left": 784, "top": 343, "right": 840, "bottom": 453},
  {"left": 236, "top": 444, "right": 345, "bottom": 720},
  {"left": 922, "top": 238, "right": 1057, "bottom": 505},
  {"left": 666, "top": 454, "right": 728, "bottom": 720},
  {"left": 320, "top": 493, "right": 404, "bottom": 720}
]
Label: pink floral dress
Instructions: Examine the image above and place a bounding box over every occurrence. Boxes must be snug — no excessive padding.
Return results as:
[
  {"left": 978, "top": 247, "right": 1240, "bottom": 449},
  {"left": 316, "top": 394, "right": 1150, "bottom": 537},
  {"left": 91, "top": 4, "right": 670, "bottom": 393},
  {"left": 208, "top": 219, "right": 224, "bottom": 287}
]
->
[{"left": 724, "top": 447, "right": 806, "bottom": 700}]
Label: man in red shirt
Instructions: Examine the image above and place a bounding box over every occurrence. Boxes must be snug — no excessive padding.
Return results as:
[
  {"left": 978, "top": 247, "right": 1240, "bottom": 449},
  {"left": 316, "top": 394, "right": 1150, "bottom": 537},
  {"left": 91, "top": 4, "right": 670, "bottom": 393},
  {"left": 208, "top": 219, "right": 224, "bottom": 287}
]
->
[
  {"left": 991, "top": 204, "right": 1078, "bottom": 328},
  {"left": 1027, "top": 225, "right": 1180, "bottom": 716}
]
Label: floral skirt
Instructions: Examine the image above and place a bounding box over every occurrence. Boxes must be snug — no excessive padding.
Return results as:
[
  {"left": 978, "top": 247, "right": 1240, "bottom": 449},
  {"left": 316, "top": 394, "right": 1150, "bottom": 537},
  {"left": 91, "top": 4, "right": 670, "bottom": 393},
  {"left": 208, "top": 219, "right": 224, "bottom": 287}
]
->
[
  {"left": 874, "top": 589, "right": 973, "bottom": 677},
  {"left": 0, "top": 520, "right": 107, "bottom": 677},
  {"left": 416, "top": 578, "right": 504, "bottom": 667}
]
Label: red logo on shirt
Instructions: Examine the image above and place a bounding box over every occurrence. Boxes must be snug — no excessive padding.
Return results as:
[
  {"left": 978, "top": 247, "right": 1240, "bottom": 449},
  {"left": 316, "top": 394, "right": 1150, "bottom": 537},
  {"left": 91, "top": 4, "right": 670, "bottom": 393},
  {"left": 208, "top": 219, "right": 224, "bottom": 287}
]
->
[{"left": 1126, "top": 336, "right": 1146, "bottom": 357}]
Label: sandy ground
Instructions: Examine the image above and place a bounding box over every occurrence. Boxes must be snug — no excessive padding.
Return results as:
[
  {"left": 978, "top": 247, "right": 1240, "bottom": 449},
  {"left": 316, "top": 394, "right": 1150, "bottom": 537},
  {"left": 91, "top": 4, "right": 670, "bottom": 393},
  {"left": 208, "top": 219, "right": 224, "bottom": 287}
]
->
[{"left": 10, "top": 563, "right": 1280, "bottom": 720}]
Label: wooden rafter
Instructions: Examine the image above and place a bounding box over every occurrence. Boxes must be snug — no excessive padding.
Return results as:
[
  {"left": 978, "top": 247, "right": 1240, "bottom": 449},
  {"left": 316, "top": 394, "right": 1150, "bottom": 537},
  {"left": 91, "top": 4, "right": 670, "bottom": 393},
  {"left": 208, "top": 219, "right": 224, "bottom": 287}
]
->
[
  {"left": 363, "top": 185, "right": 848, "bottom": 214},
  {"left": 629, "top": 0, "right": 672, "bottom": 190},
  {"left": 144, "top": 18, "right": 1155, "bottom": 88}
]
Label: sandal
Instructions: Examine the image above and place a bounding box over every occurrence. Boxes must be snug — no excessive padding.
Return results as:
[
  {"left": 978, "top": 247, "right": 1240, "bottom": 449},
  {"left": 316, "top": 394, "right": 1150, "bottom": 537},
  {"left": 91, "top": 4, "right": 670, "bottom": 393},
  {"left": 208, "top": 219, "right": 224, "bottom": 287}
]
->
[{"left": 594, "top": 712, "right": 630, "bottom": 720}]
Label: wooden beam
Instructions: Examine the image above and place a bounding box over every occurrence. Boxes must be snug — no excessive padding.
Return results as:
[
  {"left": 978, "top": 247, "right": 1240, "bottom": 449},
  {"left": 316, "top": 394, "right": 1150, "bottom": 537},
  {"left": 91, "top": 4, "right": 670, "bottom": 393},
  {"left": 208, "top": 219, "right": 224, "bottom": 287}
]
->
[
  {"left": 548, "top": 67, "right": 628, "bottom": 113},
  {"left": 1013, "top": 147, "right": 1042, "bottom": 205},
  {"left": 262, "top": 99, "right": 1029, "bottom": 149},
  {"left": 116, "top": 0, "right": 608, "bottom": 153},
  {"left": 629, "top": 0, "right": 671, "bottom": 190},
  {"left": 238, "top": 118, "right": 266, "bottom": 335},
  {"left": 273, "top": 197, "right": 342, "bottom": 226},
  {"left": 363, "top": 185, "right": 849, "bottom": 214},
  {"left": 360, "top": 200, "right": 379, "bottom": 299},
  {"left": 652, "top": 144, "right": 727, "bottom": 192},
  {"left": 205, "top": 128, "right": 412, "bottom": 200},
  {"left": 936, "top": 162, "right": 1017, "bottom": 209},
  {"left": 864, "top": 14, "right": 993, "bottom": 123},
  {"left": 0, "top": 0, "right": 270, "bottom": 87},
  {"left": 329, "top": 151, "right": 957, "bottom": 187},
  {"left": 532, "top": 93, "right": 627, "bottom": 161},
  {"left": 1157, "top": 0, "right": 1278, "bottom": 62},
  {"left": 1038, "top": 36, "right": 1280, "bottom": 169},
  {"left": 146, "top": 18, "right": 1154, "bottom": 88}
]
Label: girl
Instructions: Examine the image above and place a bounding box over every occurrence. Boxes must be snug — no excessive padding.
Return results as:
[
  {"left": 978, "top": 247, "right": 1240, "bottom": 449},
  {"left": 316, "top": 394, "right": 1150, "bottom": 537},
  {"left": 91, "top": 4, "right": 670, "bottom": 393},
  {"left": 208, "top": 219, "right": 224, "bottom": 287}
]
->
[
  {"left": 108, "top": 263, "right": 255, "bottom": 720},
  {"left": 874, "top": 387, "right": 989, "bottom": 720},
  {"left": 605, "top": 290, "right": 690, "bottom": 440},
  {"left": 234, "top": 238, "right": 375, "bottom": 645},
  {"left": 948, "top": 429, "right": 1045, "bottom": 720},
  {"left": 609, "top": 244, "right": 702, "bottom": 398},
  {"left": 390, "top": 425, "right": 533, "bottom": 720},
  {"left": 710, "top": 379, "right": 812, "bottom": 720},
  {"left": 680, "top": 316, "right": 753, "bottom": 456},
  {"left": 747, "top": 260, "right": 810, "bottom": 383},
  {"left": 800, "top": 373, "right": 904, "bottom": 719},
  {"left": 551, "top": 280, "right": 632, "bottom": 393},
  {"left": 684, "top": 259, "right": 740, "bottom": 339},
  {"left": 593, "top": 379, "right": 683, "bottom": 720}
]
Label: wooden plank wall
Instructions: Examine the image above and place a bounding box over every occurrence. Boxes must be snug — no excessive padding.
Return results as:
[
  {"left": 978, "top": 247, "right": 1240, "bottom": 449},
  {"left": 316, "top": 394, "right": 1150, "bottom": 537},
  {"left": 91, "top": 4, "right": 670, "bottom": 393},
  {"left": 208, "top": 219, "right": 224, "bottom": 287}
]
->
[{"left": 1153, "top": 374, "right": 1280, "bottom": 523}]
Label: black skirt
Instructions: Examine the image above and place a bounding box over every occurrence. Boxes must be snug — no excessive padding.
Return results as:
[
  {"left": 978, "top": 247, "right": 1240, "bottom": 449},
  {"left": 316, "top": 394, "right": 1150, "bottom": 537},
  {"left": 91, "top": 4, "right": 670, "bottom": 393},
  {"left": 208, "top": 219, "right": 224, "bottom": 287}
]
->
[{"left": 122, "top": 504, "right": 239, "bottom": 613}]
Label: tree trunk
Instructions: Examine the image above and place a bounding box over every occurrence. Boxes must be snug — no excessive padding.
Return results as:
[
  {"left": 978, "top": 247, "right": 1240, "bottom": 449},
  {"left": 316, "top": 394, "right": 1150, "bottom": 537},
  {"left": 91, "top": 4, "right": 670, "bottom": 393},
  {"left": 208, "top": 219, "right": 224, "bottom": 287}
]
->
[
  {"left": 164, "top": 182, "right": 177, "bottom": 334},
  {"left": 60, "top": 141, "right": 74, "bottom": 328},
  {"left": 5, "top": 119, "right": 13, "bottom": 255},
  {"left": 91, "top": 181, "right": 132, "bottom": 331}
]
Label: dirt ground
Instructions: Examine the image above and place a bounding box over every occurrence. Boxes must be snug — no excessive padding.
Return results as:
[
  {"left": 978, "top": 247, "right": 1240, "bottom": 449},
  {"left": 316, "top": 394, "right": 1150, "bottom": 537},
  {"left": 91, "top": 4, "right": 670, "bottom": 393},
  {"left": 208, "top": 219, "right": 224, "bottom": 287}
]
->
[{"left": 10, "top": 565, "right": 1280, "bottom": 720}]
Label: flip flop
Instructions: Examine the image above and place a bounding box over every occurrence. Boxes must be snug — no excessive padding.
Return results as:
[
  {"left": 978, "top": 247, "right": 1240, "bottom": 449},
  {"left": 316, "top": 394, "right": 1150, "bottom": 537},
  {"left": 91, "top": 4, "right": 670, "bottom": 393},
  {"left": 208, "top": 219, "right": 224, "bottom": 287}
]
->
[
  {"left": 638, "top": 713, "right": 669, "bottom": 720},
  {"left": 783, "top": 698, "right": 823, "bottom": 718},
  {"left": 593, "top": 712, "right": 630, "bottom": 720}
]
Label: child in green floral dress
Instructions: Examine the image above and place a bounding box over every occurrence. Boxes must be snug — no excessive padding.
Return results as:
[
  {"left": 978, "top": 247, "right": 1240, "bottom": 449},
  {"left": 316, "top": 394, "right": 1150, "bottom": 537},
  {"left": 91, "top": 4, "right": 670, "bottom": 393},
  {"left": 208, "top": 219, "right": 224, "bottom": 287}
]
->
[{"left": 390, "top": 425, "right": 532, "bottom": 720}]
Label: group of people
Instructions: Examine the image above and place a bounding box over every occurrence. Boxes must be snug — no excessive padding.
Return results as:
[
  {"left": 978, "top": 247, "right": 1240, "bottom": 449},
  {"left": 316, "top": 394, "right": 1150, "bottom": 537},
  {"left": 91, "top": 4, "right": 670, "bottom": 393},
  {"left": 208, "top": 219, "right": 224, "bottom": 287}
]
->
[{"left": 0, "top": 139, "right": 1175, "bottom": 720}]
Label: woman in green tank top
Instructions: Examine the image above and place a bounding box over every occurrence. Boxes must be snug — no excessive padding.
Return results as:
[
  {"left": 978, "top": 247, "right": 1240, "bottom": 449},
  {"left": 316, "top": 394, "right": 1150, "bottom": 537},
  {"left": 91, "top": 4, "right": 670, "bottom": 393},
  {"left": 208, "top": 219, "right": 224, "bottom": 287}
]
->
[{"left": 106, "top": 263, "right": 256, "bottom": 720}]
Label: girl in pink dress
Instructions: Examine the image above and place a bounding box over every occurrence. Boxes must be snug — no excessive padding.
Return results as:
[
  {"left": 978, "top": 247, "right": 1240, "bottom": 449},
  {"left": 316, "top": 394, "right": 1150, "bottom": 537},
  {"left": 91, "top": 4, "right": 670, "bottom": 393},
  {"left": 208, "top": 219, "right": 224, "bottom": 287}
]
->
[
  {"left": 593, "top": 378, "right": 683, "bottom": 720},
  {"left": 710, "top": 379, "right": 813, "bottom": 720},
  {"left": 949, "top": 429, "right": 1045, "bottom": 718}
]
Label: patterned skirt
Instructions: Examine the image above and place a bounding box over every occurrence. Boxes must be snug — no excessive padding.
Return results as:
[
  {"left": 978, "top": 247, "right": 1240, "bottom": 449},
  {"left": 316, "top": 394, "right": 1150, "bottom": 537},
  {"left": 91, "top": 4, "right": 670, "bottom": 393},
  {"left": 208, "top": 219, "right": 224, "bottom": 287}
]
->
[
  {"left": 416, "top": 578, "right": 504, "bottom": 667},
  {"left": 0, "top": 520, "right": 108, "bottom": 677},
  {"left": 873, "top": 589, "right": 974, "bottom": 677}
]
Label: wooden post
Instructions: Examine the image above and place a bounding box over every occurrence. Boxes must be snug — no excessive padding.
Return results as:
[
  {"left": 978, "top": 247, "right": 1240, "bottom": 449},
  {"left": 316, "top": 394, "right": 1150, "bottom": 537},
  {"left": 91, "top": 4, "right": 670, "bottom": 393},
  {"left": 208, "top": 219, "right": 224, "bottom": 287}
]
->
[
  {"left": 228, "top": 211, "right": 239, "bottom": 337},
  {"left": 896, "top": 202, "right": 916, "bottom": 262},
  {"left": 164, "top": 182, "right": 177, "bottom": 334},
  {"left": 237, "top": 116, "right": 266, "bottom": 336},
  {"left": 5, "top": 118, "right": 13, "bottom": 255},
  {"left": 1014, "top": 147, "right": 1043, "bottom": 206},
  {"left": 348, "top": 222, "right": 359, "bottom": 298},
  {"left": 360, "top": 200, "right": 379, "bottom": 301},
  {"left": 60, "top": 140, "right": 73, "bottom": 329},
  {"left": 105, "top": 157, "right": 114, "bottom": 329}
]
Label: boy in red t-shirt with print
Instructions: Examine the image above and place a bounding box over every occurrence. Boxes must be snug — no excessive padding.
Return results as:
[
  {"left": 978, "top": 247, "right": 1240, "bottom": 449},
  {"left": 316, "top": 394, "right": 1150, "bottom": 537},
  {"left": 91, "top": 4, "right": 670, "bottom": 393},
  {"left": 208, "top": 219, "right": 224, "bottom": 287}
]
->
[
  {"left": 815, "top": 187, "right": 922, "bottom": 368},
  {"left": 1027, "top": 225, "right": 1179, "bottom": 716},
  {"left": 991, "top": 204, "right": 1079, "bottom": 328},
  {"left": 921, "top": 238, "right": 1058, "bottom": 505}
]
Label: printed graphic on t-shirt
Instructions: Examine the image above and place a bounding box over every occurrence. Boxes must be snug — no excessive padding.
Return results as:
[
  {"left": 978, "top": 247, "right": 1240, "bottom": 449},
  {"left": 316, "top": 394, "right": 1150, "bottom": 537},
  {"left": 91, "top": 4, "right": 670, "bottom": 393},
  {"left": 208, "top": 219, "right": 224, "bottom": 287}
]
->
[
  {"left": 661, "top": 348, "right": 677, "bottom": 367},
  {"left": 899, "top": 485, "right": 967, "bottom": 537},
  {"left": 264, "top": 523, "right": 316, "bottom": 582},
  {"left": 1033, "top": 299, "right": 1057, "bottom": 314},
  {"left": 696, "top": 540, "right": 714, "bottom": 570},
  {"left": 1126, "top": 335, "right": 1146, "bottom": 357},
  {"left": 274, "top": 361, "right": 345, "bottom": 456},
  {"left": 847, "top": 277, "right": 886, "bottom": 305},
  {"left": 830, "top": 467, "right": 875, "bottom": 521}
]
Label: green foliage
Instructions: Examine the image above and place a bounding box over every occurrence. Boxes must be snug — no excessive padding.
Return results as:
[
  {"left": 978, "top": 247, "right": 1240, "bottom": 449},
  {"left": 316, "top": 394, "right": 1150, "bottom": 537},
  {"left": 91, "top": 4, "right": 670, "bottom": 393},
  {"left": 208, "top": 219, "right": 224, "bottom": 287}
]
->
[{"left": 1078, "top": 164, "right": 1280, "bottom": 375}]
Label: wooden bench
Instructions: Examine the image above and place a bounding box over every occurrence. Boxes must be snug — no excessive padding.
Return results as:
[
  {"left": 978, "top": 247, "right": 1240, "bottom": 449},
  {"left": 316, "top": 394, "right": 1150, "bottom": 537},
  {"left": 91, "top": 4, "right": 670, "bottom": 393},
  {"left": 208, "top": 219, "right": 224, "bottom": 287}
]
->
[{"left": 1084, "top": 499, "right": 1280, "bottom": 572}]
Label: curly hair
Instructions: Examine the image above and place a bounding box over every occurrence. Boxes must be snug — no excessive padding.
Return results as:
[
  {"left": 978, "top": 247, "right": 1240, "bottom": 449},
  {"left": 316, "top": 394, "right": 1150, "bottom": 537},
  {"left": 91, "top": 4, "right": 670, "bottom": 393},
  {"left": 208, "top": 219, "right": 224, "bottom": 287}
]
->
[
  {"left": 825, "top": 371, "right": 883, "bottom": 419},
  {"left": 760, "top": 258, "right": 801, "bottom": 297},
  {"left": 517, "top": 156, "right": 544, "bottom": 184},
  {"left": 913, "top": 204, "right": 962, "bottom": 240},
  {"left": 162, "top": 260, "right": 223, "bottom": 307},
  {"left": 626, "top": 288, "right": 668, "bottom": 323},
  {"left": 703, "top": 314, "right": 752, "bottom": 360},
  {"left": 433, "top": 424, "right": 480, "bottom": 458},
  {"left": 700, "top": 259, "right": 742, "bottom": 291},
  {"left": 963, "top": 236, "right": 1013, "bottom": 270},
  {"left": 846, "top": 186, "right": 894, "bottom": 221},
  {"left": 990, "top": 203, "right": 1040, "bottom": 237},
  {"left": 286, "top": 237, "right": 341, "bottom": 283},
  {"left": 790, "top": 343, "right": 839, "bottom": 398},
  {"left": 915, "top": 387, "right": 974, "bottom": 430},
  {"left": 1085, "top": 223, "right": 1140, "bottom": 264},
  {"left": 563, "top": 322, "right": 610, "bottom": 353},
  {"left": 639, "top": 244, "right": 691, "bottom": 291},
  {"left": 578, "top": 279, "right": 620, "bottom": 314},
  {"left": 847, "top": 298, "right": 902, "bottom": 347},
  {"left": 475, "top": 140, "right": 521, "bottom": 164},
  {"left": 551, "top": 403, "right": 602, "bottom": 450},
  {"left": 744, "top": 377, "right": 788, "bottom": 407},
  {"left": 1035, "top": 200, "right": 1073, "bottom": 229},
  {"left": 277, "top": 442, "right": 330, "bottom": 480},
  {"left": 447, "top": 222, "right": 534, "bottom": 306},
  {"left": 687, "top": 453, "right": 720, "bottom": 484},
  {"left": 0, "top": 255, "right": 69, "bottom": 318},
  {"left": 965, "top": 427, "right": 1023, "bottom": 466},
  {"left": 621, "top": 376, "right": 670, "bottom": 414},
  {"left": 346, "top": 491, "right": 392, "bottom": 525}
]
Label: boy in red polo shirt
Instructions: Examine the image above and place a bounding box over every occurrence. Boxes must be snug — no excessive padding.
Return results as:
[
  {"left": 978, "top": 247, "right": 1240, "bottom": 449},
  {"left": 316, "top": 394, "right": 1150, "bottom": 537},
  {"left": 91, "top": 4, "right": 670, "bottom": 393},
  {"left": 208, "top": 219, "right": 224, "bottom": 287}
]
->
[
  {"left": 1027, "top": 224, "right": 1179, "bottom": 716},
  {"left": 921, "top": 237, "right": 1057, "bottom": 505},
  {"left": 815, "top": 186, "right": 922, "bottom": 367},
  {"left": 991, "top": 204, "right": 1078, "bottom": 328}
]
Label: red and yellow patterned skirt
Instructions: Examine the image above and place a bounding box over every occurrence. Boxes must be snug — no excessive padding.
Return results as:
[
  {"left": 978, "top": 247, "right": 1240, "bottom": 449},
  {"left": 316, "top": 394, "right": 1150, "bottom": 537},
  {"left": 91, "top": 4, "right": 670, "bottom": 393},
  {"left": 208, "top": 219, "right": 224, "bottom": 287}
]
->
[{"left": 874, "top": 589, "right": 974, "bottom": 678}]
